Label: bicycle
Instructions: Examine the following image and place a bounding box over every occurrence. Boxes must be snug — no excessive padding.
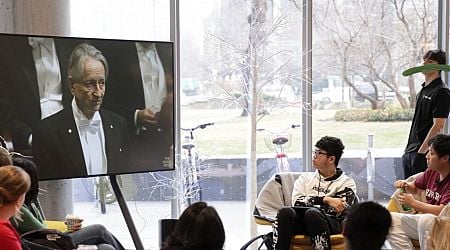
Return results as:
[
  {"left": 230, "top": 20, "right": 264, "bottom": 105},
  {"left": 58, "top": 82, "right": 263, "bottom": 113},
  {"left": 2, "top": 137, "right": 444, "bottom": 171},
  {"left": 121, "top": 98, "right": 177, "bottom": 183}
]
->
[
  {"left": 257, "top": 124, "right": 300, "bottom": 172},
  {"left": 180, "top": 122, "right": 214, "bottom": 206},
  {"left": 95, "top": 175, "right": 121, "bottom": 214}
]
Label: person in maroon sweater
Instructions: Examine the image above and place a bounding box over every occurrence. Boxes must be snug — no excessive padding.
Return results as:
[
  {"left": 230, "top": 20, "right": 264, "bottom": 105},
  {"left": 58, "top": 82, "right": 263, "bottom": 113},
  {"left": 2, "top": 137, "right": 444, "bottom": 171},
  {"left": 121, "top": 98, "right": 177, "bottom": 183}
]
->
[
  {"left": 0, "top": 165, "right": 31, "bottom": 250},
  {"left": 388, "top": 133, "right": 450, "bottom": 249}
]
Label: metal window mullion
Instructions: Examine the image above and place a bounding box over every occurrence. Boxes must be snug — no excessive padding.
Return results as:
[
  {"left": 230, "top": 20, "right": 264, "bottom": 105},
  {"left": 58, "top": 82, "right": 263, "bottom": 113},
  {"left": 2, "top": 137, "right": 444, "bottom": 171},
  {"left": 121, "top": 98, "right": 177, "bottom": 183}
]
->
[{"left": 302, "top": 0, "right": 313, "bottom": 172}]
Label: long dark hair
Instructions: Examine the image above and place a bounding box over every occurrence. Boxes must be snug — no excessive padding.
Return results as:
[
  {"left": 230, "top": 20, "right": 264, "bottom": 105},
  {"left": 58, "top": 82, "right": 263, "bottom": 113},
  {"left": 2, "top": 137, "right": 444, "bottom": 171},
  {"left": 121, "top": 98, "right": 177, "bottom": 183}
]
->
[
  {"left": 12, "top": 157, "right": 39, "bottom": 206},
  {"left": 162, "top": 202, "right": 225, "bottom": 250}
]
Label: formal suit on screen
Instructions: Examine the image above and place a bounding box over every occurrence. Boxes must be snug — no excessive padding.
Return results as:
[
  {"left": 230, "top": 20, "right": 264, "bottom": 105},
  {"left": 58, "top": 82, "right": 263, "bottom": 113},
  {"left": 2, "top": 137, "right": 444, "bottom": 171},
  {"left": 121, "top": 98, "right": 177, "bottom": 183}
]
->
[
  {"left": 0, "top": 35, "right": 80, "bottom": 153},
  {"left": 32, "top": 106, "right": 131, "bottom": 180},
  {"left": 32, "top": 43, "right": 132, "bottom": 180},
  {"left": 99, "top": 41, "right": 174, "bottom": 171}
]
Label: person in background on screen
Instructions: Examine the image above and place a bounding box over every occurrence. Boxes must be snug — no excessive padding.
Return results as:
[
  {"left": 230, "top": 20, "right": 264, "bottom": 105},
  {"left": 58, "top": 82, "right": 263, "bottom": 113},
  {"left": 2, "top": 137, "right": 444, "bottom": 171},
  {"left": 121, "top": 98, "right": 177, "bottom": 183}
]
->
[
  {"left": 5, "top": 157, "right": 125, "bottom": 250},
  {"left": 343, "top": 201, "right": 391, "bottom": 250},
  {"left": 399, "top": 49, "right": 450, "bottom": 180},
  {"left": 0, "top": 35, "right": 77, "bottom": 155},
  {"left": 0, "top": 165, "right": 31, "bottom": 250},
  {"left": 32, "top": 42, "right": 131, "bottom": 180},
  {"left": 162, "top": 201, "right": 225, "bottom": 250},
  {"left": 98, "top": 40, "right": 174, "bottom": 172}
]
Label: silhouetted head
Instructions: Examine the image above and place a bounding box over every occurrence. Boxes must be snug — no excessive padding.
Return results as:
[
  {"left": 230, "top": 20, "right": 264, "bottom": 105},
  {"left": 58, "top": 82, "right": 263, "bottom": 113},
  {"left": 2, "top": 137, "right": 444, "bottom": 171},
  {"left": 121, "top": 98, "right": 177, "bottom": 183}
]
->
[
  {"left": 163, "top": 202, "right": 225, "bottom": 250},
  {"left": 343, "top": 201, "right": 391, "bottom": 250}
]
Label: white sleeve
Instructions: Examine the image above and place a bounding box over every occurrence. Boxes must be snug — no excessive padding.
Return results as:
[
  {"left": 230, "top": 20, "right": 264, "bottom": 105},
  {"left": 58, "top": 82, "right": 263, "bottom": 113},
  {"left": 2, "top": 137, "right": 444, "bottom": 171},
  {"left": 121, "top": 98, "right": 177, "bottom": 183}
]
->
[{"left": 291, "top": 174, "right": 307, "bottom": 205}]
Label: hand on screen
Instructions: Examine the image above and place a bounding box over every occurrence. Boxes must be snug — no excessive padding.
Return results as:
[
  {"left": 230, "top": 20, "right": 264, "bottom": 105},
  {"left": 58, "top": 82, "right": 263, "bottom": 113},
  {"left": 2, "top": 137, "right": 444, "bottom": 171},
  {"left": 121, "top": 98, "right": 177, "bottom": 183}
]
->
[{"left": 137, "top": 108, "right": 159, "bottom": 128}]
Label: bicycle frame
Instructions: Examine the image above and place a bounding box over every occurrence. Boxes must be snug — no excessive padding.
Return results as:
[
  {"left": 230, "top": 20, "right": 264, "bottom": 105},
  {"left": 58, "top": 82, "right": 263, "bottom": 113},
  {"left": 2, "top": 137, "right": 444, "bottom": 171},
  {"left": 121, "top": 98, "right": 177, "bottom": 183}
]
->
[
  {"left": 180, "top": 123, "right": 214, "bottom": 206},
  {"left": 258, "top": 124, "right": 300, "bottom": 173}
]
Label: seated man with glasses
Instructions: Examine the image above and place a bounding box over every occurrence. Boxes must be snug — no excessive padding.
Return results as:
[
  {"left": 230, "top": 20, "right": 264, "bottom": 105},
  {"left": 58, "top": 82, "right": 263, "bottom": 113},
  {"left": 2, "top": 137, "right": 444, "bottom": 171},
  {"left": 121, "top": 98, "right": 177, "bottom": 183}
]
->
[{"left": 273, "top": 136, "right": 357, "bottom": 250}]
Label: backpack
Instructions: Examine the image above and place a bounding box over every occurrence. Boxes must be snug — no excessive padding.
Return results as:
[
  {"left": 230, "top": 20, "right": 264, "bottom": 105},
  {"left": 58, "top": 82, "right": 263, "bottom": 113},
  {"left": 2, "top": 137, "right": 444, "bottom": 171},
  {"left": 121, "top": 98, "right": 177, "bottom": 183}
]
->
[
  {"left": 21, "top": 229, "right": 76, "bottom": 250},
  {"left": 240, "top": 232, "right": 274, "bottom": 250}
]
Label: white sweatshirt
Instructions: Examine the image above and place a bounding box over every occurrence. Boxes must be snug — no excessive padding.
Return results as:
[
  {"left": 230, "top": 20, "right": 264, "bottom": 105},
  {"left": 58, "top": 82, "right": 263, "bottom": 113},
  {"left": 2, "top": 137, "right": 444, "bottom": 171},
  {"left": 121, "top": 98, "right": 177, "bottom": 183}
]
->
[{"left": 292, "top": 168, "right": 357, "bottom": 220}]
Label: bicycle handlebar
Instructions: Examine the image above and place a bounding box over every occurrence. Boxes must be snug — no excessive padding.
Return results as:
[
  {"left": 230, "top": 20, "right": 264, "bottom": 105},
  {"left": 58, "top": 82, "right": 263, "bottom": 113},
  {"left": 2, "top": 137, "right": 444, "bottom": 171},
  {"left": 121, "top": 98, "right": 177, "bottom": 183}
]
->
[
  {"left": 257, "top": 124, "right": 300, "bottom": 134},
  {"left": 181, "top": 122, "right": 215, "bottom": 131}
]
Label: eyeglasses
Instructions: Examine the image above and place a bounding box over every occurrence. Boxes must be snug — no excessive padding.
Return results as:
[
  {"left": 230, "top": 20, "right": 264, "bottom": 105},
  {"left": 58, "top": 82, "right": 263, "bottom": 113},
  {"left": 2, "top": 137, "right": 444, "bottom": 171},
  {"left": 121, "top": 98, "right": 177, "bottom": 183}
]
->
[{"left": 313, "top": 150, "right": 328, "bottom": 157}]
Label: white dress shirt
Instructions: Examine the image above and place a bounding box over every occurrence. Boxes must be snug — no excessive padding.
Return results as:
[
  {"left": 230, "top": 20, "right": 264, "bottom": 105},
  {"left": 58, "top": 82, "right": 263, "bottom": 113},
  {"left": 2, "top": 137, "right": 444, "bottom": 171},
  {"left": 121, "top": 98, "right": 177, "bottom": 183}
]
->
[
  {"left": 134, "top": 42, "right": 167, "bottom": 132},
  {"left": 72, "top": 99, "right": 107, "bottom": 175},
  {"left": 136, "top": 42, "right": 167, "bottom": 111},
  {"left": 28, "top": 37, "right": 63, "bottom": 119}
]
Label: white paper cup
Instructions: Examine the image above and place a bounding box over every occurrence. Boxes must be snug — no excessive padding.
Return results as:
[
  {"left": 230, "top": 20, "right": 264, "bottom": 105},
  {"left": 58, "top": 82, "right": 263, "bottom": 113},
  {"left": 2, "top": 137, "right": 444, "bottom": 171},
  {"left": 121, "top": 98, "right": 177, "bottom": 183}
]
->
[{"left": 65, "top": 214, "right": 81, "bottom": 231}]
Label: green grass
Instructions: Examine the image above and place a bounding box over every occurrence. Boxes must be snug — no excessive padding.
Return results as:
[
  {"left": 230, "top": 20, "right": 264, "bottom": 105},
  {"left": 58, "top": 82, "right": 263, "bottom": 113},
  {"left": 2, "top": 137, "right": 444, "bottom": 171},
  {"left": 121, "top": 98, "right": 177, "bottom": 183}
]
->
[{"left": 180, "top": 107, "right": 410, "bottom": 156}]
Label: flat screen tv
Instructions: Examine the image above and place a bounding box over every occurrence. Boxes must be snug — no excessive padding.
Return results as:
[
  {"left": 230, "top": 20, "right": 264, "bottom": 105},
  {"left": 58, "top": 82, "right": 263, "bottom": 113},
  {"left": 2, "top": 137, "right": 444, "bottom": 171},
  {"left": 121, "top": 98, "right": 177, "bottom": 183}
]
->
[{"left": 0, "top": 33, "right": 174, "bottom": 180}]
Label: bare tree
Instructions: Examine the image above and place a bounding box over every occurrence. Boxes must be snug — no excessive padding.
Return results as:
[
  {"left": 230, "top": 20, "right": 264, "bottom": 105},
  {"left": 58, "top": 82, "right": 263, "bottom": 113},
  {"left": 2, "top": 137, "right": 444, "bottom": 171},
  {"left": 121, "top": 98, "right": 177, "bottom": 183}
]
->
[
  {"left": 312, "top": 0, "right": 437, "bottom": 109},
  {"left": 201, "top": 0, "right": 302, "bottom": 242}
]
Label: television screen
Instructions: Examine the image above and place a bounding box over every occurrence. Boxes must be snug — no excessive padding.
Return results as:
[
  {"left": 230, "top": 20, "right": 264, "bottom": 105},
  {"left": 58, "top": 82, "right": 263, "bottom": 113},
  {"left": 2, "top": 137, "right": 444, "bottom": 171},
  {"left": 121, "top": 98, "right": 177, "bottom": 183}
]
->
[{"left": 0, "top": 33, "right": 174, "bottom": 180}]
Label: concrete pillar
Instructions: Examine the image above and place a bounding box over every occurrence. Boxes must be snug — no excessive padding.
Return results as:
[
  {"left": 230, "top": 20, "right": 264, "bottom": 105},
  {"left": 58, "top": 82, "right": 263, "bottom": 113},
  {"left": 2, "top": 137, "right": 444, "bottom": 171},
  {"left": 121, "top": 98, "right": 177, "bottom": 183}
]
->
[
  {"left": 0, "top": 0, "right": 73, "bottom": 221},
  {"left": 1, "top": 0, "right": 70, "bottom": 36},
  {"left": 38, "top": 180, "right": 74, "bottom": 220}
]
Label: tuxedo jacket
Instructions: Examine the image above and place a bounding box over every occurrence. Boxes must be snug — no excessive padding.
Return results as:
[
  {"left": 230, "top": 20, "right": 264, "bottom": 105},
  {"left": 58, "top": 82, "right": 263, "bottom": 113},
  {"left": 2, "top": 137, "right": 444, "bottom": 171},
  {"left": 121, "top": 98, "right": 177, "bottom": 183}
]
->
[
  {"left": 32, "top": 107, "right": 132, "bottom": 181},
  {"left": 96, "top": 40, "right": 174, "bottom": 135},
  {"left": 0, "top": 35, "right": 83, "bottom": 152}
]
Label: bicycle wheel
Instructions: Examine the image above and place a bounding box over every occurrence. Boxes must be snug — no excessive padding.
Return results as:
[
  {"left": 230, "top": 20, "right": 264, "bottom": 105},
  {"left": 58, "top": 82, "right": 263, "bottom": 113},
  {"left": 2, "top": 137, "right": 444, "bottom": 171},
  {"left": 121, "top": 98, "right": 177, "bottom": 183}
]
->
[
  {"left": 97, "top": 178, "right": 107, "bottom": 214},
  {"left": 97, "top": 177, "right": 117, "bottom": 214}
]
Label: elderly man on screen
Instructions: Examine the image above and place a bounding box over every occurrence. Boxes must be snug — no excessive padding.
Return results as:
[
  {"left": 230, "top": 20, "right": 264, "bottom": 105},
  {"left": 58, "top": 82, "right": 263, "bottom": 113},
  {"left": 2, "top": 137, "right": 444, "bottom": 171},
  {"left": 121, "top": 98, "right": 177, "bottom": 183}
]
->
[{"left": 32, "top": 43, "right": 131, "bottom": 180}]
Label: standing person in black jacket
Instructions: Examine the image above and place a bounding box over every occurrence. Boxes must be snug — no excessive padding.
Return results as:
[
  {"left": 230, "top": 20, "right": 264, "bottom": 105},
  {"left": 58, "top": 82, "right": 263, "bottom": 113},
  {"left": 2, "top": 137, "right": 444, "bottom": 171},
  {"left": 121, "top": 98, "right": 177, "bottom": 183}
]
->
[{"left": 400, "top": 49, "right": 450, "bottom": 179}]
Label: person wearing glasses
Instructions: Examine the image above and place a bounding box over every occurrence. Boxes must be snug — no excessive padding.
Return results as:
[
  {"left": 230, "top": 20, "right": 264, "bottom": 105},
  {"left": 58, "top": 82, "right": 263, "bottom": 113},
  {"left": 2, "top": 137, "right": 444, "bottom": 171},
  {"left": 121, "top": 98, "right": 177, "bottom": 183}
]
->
[
  {"left": 273, "top": 136, "right": 357, "bottom": 250},
  {"left": 400, "top": 49, "right": 450, "bottom": 179},
  {"left": 32, "top": 43, "right": 131, "bottom": 180}
]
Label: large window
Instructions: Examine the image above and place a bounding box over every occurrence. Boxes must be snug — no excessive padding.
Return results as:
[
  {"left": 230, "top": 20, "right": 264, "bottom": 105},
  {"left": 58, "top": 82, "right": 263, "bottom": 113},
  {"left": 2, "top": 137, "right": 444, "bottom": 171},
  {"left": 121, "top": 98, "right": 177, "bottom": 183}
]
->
[
  {"left": 1, "top": 0, "right": 445, "bottom": 249},
  {"left": 179, "top": 0, "right": 302, "bottom": 248},
  {"left": 312, "top": 0, "right": 438, "bottom": 202}
]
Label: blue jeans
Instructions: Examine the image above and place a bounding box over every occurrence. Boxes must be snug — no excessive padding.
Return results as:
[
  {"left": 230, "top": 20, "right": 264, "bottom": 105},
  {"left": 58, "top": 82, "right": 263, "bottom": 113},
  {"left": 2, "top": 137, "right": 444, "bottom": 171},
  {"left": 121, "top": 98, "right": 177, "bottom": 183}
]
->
[{"left": 69, "top": 224, "right": 124, "bottom": 250}]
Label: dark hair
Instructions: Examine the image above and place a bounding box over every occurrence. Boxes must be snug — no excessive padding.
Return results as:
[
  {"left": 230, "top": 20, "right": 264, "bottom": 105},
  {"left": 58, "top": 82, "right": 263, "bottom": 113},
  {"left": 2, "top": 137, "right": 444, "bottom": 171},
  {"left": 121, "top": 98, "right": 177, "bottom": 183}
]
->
[
  {"left": 344, "top": 201, "right": 391, "bottom": 250},
  {"left": 315, "top": 136, "right": 345, "bottom": 165},
  {"left": 423, "top": 49, "right": 447, "bottom": 65},
  {"left": 428, "top": 134, "right": 450, "bottom": 160},
  {"left": 162, "top": 202, "right": 225, "bottom": 250},
  {"left": 12, "top": 157, "right": 39, "bottom": 206}
]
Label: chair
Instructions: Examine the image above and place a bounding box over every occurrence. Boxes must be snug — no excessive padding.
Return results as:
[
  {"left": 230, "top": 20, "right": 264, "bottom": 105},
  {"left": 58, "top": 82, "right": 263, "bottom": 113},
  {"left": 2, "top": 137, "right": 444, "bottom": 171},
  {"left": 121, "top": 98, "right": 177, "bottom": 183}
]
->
[
  {"left": 253, "top": 172, "right": 345, "bottom": 250},
  {"left": 45, "top": 220, "right": 68, "bottom": 231},
  {"left": 387, "top": 173, "right": 424, "bottom": 250}
]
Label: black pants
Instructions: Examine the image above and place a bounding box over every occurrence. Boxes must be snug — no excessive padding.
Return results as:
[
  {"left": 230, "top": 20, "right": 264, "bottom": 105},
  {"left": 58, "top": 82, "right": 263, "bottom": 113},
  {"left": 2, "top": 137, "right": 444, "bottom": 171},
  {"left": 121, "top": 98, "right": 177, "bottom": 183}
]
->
[
  {"left": 401, "top": 151, "right": 427, "bottom": 179},
  {"left": 273, "top": 207, "right": 342, "bottom": 250}
]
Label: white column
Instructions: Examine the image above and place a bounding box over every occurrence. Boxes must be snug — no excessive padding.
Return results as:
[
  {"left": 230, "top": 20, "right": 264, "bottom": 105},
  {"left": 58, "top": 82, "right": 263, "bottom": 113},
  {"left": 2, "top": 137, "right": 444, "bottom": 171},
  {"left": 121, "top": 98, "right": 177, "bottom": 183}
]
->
[{"left": 0, "top": 0, "right": 73, "bottom": 221}]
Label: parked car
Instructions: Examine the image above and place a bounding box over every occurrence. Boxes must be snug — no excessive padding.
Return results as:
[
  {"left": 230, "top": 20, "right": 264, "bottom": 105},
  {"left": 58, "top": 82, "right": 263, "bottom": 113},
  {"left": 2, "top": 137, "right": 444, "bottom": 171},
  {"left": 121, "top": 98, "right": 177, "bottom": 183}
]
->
[
  {"left": 353, "top": 82, "right": 396, "bottom": 102},
  {"left": 181, "top": 78, "right": 201, "bottom": 96}
]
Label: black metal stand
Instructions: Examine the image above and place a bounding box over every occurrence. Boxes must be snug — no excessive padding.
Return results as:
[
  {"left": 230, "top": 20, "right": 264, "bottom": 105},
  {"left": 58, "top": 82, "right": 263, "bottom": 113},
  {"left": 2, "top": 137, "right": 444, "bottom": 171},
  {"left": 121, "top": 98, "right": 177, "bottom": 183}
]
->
[{"left": 109, "top": 175, "right": 144, "bottom": 250}]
